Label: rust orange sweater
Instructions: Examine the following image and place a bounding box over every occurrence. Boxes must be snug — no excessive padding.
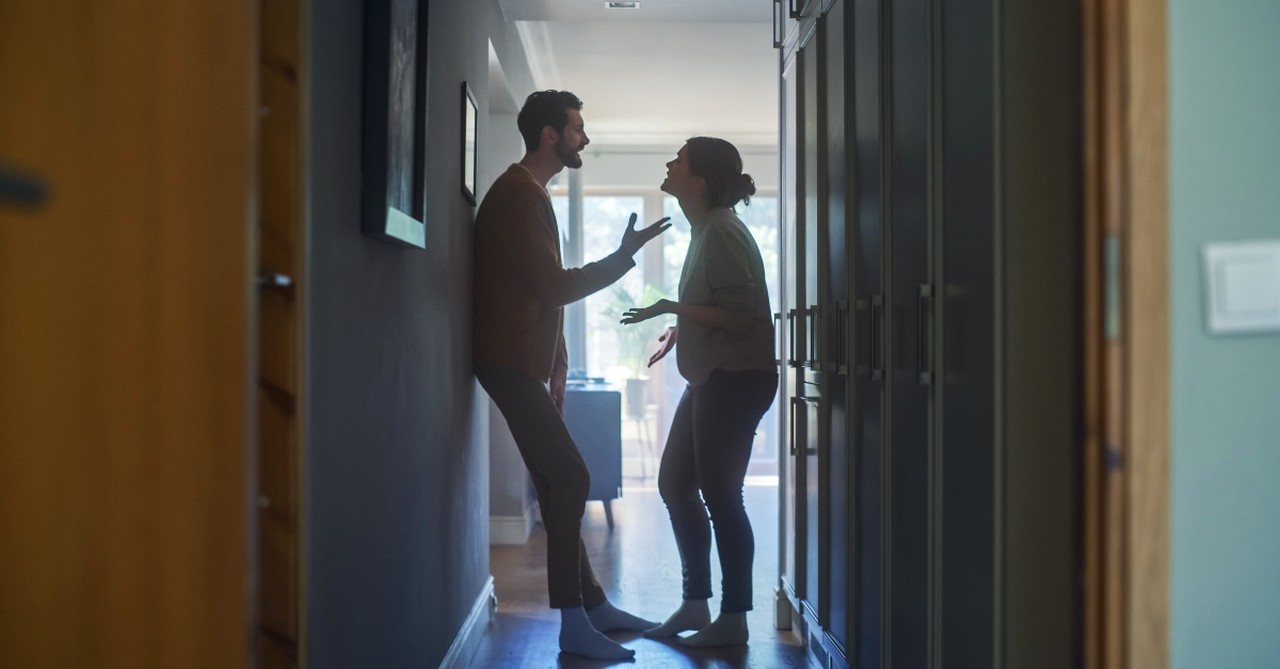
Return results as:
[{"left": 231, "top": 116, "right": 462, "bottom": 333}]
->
[{"left": 473, "top": 164, "right": 634, "bottom": 381}]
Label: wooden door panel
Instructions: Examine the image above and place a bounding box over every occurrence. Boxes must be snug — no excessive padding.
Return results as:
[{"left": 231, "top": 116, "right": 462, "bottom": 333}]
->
[
  {"left": 260, "top": 512, "right": 300, "bottom": 636},
  {"left": 260, "top": 287, "right": 299, "bottom": 395},
  {"left": 263, "top": 0, "right": 302, "bottom": 71},
  {"left": 261, "top": 632, "right": 299, "bottom": 669},
  {"left": 257, "top": 0, "right": 304, "bottom": 661},
  {"left": 260, "top": 392, "right": 299, "bottom": 517},
  {"left": 0, "top": 2, "right": 256, "bottom": 667},
  {"left": 261, "top": 63, "right": 303, "bottom": 281}
]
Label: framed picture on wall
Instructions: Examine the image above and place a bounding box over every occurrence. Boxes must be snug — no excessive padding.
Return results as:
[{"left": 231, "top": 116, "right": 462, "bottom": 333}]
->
[
  {"left": 461, "top": 82, "right": 478, "bottom": 205},
  {"left": 360, "top": 0, "right": 428, "bottom": 248}
]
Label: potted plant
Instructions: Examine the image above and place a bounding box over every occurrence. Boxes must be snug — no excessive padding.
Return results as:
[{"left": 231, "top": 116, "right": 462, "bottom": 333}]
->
[{"left": 606, "top": 282, "right": 668, "bottom": 419}]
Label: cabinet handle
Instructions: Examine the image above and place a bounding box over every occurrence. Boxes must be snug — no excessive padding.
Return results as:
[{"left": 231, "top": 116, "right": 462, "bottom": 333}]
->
[
  {"left": 790, "top": 395, "right": 819, "bottom": 456},
  {"left": 807, "top": 304, "right": 820, "bottom": 370},
  {"left": 870, "top": 295, "right": 884, "bottom": 381},
  {"left": 787, "top": 309, "right": 799, "bottom": 368},
  {"left": 789, "top": 396, "right": 798, "bottom": 456},
  {"left": 917, "top": 284, "right": 933, "bottom": 384},
  {"left": 773, "top": 0, "right": 785, "bottom": 48},
  {"left": 834, "top": 300, "right": 849, "bottom": 375}
]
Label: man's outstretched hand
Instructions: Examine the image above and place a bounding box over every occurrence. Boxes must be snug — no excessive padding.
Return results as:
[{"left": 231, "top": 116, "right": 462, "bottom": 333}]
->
[{"left": 619, "top": 212, "right": 672, "bottom": 256}]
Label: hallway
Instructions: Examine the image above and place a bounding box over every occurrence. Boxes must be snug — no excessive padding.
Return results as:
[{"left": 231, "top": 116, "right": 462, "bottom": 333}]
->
[{"left": 468, "top": 482, "right": 807, "bottom": 668}]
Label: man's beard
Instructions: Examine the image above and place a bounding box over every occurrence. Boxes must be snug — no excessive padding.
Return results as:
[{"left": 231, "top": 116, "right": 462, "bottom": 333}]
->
[{"left": 556, "top": 139, "right": 583, "bottom": 169}]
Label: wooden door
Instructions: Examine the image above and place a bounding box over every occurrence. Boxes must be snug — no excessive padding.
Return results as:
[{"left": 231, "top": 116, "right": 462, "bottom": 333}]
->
[
  {"left": 0, "top": 2, "right": 257, "bottom": 667},
  {"left": 257, "top": 0, "right": 306, "bottom": 666}
]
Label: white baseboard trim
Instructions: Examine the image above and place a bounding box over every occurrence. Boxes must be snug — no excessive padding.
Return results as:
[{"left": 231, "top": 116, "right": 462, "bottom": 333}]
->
[
  {"left": 438, "top": 576, "right": 496, "bottom": 669},
  {"left": 489, "top": 507, "right": 534, "bottom": 545}
]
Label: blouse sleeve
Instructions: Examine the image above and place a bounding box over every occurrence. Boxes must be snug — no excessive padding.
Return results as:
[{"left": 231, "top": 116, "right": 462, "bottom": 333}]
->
[{"left": 704, "top": 224, "right": 758, "bottom": 336}]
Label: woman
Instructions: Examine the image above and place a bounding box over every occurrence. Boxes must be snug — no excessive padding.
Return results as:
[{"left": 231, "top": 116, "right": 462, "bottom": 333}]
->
[{"left": 621, "top": 137, "right": 777, "bottom": 647}]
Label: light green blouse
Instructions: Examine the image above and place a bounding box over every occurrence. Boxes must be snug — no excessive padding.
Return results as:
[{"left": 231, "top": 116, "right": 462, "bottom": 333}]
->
[{"left": 676, "top": 207, "right": 777, "bottom": 385}]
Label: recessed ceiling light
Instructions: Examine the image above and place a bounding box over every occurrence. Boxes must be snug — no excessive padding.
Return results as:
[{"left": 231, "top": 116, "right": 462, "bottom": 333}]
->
[{"left": 606, "top": 1, "right": 640, "bottom": 8}]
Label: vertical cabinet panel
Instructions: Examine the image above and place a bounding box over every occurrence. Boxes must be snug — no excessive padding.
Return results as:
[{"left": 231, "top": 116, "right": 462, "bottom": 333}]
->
[
  {"left": 779, "top": 2, "right": 1082, "bottom": 667},
  {"left": 937, "top": 0, "right": 998, "bottom": 665},
  {"left": 780, "top": 48, "right": 804, "bottom": 609},
  {"left": 799, "top": 35, "right": 824, "bottom": 623},
  {"left": 886, "top": 0, "right": 934, "bottom": 664},
  {"left": 850, "top": 0, "right": 887, "bottom": 664},
  {"left": 821, "top": 0, "right": 853, "bottom": 656}
]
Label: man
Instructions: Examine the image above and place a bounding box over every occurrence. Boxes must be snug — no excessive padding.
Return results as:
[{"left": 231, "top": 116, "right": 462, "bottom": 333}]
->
[{"left": 472, "top": 90, "right": 669, "bottom": 660}]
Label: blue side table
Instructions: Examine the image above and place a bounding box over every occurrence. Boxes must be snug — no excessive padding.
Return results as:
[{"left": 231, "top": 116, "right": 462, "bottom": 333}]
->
[{"left": 563, "top": 383, "right": 622, "bottom": 528}]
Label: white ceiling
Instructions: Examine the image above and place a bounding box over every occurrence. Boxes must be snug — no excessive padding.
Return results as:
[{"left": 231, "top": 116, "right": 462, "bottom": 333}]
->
[{"left": 499, "top": 0, "right": 779, "bottom": 148}]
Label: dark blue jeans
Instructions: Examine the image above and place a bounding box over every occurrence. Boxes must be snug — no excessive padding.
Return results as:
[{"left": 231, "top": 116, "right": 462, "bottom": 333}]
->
[{"left": 658, "top": 369, "right": 778, "bottom": 613}]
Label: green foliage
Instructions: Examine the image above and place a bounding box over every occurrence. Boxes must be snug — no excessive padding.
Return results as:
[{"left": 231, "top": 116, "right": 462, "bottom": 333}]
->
[{"left": 605, "top": 282, "right": 670, "bottom": 378}]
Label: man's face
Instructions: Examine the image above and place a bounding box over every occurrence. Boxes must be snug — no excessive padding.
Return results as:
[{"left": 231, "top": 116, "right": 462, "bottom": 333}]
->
[{"left": 553, "top": 109, "right": 589, "bottom": 169}]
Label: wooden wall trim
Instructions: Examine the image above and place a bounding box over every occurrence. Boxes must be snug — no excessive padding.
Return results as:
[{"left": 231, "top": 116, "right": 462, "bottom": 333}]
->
[{"left": 1124, "top": 0, "right": 1170, "bottom": 665}]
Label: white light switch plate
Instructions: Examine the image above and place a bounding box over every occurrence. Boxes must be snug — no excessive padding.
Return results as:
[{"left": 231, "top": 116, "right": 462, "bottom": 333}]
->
[{"left": 1203, "top": 239, "right": 1280, "bottom": 334}]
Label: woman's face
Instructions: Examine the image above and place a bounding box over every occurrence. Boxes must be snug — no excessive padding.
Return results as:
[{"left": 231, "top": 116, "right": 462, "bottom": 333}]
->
[{"left": 660, "top": 145, "right": 703, "bottom": 202}]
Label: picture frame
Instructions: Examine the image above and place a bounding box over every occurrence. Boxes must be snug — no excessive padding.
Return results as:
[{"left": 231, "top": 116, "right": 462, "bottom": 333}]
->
[
  {"left": 461, "top": 82, "right": 478, "bottom": 206},
  {"left": 360, "top": 0, "right": 428, "bottom": 248}
]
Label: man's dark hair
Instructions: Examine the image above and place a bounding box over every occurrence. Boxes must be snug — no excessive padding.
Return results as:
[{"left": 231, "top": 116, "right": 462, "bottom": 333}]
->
[{"left": 517, "top": 90, "right": 584, "bottom": 152}]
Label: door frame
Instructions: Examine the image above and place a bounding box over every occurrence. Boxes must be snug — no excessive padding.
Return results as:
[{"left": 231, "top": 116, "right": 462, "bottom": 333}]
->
[{"left": 1082, "top": 0, "right": 1169, "bottom": 666}]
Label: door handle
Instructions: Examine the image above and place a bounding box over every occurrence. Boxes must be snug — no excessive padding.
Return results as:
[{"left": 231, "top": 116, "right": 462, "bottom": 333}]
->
[
  {"left": 0, "top": 164, "right": 48, "bottom": 208},
  {"left": 258, "top": 271, "right": 294, "bottom": 290}
]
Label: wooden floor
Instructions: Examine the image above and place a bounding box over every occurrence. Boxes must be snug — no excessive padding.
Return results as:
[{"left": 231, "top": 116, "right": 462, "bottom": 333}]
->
[{"left": 468, "top": 482, "right": 810, "bottom": 668}]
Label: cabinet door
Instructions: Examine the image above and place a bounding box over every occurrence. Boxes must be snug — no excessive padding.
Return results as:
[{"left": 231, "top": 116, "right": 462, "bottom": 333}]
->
[
  {"left": 789, "top": 0, "right": 827, "bottom": 20},
  {"left": 937, "top": 0, "right": 997, "bottom": 663},
  {"left": 799, "top": 36, "right": 824, "bottom": 621},
  {"left": 780, "top": 47, "right": 804, "bottom": 608},
  {"left": 850, "top": 0, "right": 887, "bottom": 664},
  {"left": 886, "top": 0, "right": 935, "bottom": 663},
  {"left": 820, "top": 0, "right": 853, "bottom": 655}
]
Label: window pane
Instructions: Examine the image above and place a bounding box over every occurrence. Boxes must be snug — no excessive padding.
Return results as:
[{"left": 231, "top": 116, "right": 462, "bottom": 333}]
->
[{"left": 582, "top": 196, "right": 647, "bottom": 383}]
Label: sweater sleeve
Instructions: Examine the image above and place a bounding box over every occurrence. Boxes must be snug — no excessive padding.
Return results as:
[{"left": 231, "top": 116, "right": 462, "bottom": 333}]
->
[{"left": 499, "top": 183, "right": 636, "bottom": 308}]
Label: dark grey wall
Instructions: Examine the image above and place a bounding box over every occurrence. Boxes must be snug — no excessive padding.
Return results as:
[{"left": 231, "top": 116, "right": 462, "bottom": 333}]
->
[
  {"left": 305, "top": 0, "right": 532, "bottom": 665},
  {"left": 1001, "top": 0, "right": 1083, "bottom": 664}
]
